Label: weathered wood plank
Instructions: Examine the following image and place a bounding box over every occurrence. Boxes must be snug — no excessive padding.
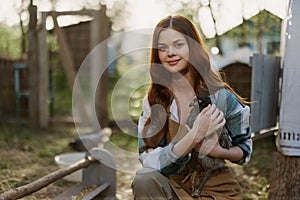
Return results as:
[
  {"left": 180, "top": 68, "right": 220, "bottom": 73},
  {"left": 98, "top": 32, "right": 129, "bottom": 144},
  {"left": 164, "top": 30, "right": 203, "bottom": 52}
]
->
[
  {"left": 28, "top": 3, "right": 39, "bottom": 127},
  {"left": 250, "top": 54, "right": 280, "bottom": 132},
  {"left": 38, "top": 12, "right": 49, "bottom": 128},
  {"left": 51, "top": 12, "right": 90, "bottom": 126}
]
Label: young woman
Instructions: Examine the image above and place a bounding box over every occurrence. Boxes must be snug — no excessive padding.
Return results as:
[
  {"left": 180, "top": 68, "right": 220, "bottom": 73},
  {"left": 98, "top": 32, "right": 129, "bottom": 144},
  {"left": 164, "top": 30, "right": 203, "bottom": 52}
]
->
[{"left": 132, "top": 15, "right": 252, "bottom": 199}]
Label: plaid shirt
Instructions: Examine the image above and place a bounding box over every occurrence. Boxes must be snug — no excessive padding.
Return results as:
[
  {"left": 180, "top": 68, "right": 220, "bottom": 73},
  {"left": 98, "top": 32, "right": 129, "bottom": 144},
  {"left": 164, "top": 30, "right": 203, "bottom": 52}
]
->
[{"left": 138, "top": 89, "right": 252, "bottom": 176}]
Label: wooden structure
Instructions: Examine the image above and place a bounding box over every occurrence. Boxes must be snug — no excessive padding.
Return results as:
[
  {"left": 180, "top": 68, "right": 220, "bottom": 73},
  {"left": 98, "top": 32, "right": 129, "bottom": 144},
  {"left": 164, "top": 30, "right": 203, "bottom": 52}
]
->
[
  {"left": 62, "top": 21, "right": 91, "bottom": 71},
  {"left": 0, "top": 148, "right": 116, "bottom": 200},
  {"left": 221, "top": 56, "right": 281, "bottom": 134},
  {"left": 221, "top": 62, "right": 252, "bottom": 101},
  {"left": 49, "top": 8, "right": 111, "bottom": 129},
  {"left": 6, "top": 3, "right": 111, "bottom": 128},
  {"left": 250, "top": 54, "right": 281, "bottom": 133},
  {"left": 0, "top": 57, "right": 28, "bottom": 120}
]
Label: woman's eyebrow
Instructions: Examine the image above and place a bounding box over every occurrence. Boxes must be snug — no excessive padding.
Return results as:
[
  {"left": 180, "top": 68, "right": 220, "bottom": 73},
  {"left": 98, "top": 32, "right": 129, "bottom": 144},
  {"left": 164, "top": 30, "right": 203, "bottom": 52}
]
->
[
  {"left": 173, "top": 39, "right": 185, "bottom": 43},
  {"left": 158, "top": 39, "right": 185, "bottom": 45}
]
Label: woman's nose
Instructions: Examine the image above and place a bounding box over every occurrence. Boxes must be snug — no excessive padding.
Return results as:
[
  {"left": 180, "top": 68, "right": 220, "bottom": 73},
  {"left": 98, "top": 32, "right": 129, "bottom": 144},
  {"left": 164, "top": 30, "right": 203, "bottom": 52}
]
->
[{"left": 167, "top": 47, "right": 176, "bottom": 56}]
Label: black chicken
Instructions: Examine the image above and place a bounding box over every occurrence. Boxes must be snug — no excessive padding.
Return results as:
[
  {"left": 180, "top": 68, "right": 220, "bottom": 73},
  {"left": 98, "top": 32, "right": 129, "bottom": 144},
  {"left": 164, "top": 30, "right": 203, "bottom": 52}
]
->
[{"left": 185, "top": 94, "right": 232, "bottom": 198}]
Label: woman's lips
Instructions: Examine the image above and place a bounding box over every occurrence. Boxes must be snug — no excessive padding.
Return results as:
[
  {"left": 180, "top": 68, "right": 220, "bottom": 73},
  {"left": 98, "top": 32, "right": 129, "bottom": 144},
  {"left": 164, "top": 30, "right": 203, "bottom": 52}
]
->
[{"left": 167, "top": 59, "right": 180, "bottom": 66}]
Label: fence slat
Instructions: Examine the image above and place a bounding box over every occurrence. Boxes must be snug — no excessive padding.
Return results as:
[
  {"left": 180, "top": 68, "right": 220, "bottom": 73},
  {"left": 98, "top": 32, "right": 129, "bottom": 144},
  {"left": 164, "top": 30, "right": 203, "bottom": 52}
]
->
[{"left": 250, "top": 54, "right": 280, "bottom": 132}]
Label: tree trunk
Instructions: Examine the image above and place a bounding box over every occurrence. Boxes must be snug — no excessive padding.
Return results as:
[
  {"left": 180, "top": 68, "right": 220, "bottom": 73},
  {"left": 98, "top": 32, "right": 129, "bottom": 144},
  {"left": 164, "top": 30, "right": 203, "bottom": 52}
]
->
[
  {"left": 19, "top": 13, "right": 26, "bottom": 54},
  {"left": 94, "top": 5, "right": 111, "bottom": 128},
  {"left": 268, "top": 152, "right": 300, "bottom": 199}
]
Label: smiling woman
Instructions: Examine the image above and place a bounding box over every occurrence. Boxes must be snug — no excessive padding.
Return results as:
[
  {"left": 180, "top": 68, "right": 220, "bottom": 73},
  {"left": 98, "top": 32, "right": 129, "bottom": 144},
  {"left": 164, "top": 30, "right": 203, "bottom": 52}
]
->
[
  {"left": 158, "top": 29, "right": 190, "bottom": 73},
  {"left": 132, "top": 15, "right": 252, "bottom": 199}
]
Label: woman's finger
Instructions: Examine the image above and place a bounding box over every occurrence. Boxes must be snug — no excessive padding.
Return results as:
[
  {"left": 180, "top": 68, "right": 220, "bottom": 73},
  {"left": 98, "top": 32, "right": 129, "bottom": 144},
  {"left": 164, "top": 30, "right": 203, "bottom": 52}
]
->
[
  {"left": 210, "top": 107, "right": 220, "bottom": 119},
  {"left": 215, "top": 110, "right": 224, "bottom": 123},
  {"left": 215, "top": 118, "right": 226, "bottom": 130},
  {"left": 200, "top": 104, "right": 211, "bottom": 114},
  {"left": 204, "top": 104, "right": 216, "bottom": 116}
]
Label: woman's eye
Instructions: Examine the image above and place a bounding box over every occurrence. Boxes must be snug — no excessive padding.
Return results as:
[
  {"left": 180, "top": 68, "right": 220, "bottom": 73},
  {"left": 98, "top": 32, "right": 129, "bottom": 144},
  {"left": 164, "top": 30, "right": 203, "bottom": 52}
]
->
[
  {"left": 158, "top": 46, "right": 167, "bottom": 52},
  {"left": 175, "top": 43, "right": 184, "bottom": 48}
]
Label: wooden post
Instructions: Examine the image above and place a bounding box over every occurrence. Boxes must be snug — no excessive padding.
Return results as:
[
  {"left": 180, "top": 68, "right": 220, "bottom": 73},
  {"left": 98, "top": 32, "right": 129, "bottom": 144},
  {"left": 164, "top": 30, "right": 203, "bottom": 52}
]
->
[
  {"left": 90, "top": 5, "right": 111, "bottom": 128},
  {"left": 90, "top": 10, "right": 102, "bottom": 130},
  {"left": 28, "top": 2, "right": 39, "bottom": 127},
  {"left": 38, "top": 12, "right": 49, "bottom": 128}
]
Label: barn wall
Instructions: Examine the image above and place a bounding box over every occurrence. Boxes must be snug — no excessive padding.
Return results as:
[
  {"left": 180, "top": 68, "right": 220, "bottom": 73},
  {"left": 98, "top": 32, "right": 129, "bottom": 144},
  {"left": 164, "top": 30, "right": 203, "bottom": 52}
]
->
[
  {"left": 0, "top": 20, "right": 93, "bottom": 121},
  {"left": 63, "top": 21, "right": 91, "bottom": 71},
  {"left": 0, "top": 57, "right": 28, "bottom": 120},
  {"left": 221, "top": 62, "right": 252, "bottom": 101}
]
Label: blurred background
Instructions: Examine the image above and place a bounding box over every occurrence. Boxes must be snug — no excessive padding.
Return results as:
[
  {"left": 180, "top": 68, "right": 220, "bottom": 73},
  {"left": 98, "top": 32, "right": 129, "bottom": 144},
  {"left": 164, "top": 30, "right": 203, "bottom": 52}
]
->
[{"left": 0, "top": 0, "right": 292, "bottom": 199}]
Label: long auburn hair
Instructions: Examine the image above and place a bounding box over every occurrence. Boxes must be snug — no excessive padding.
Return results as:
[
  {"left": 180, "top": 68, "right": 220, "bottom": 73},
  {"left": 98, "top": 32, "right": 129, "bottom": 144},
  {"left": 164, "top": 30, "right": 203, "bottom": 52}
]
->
[{"left": 142, "top": 15, "right": 247, "bottom": 149}]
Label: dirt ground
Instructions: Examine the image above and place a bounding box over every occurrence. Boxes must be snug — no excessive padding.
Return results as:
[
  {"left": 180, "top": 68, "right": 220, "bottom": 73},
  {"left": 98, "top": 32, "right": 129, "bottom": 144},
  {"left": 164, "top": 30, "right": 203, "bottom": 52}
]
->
[
  {"left": 0, "top": 123, "right": 276, "bottom": 200},
  {"left": 0, "top": 124, "right": 139, "bottom": 200}
]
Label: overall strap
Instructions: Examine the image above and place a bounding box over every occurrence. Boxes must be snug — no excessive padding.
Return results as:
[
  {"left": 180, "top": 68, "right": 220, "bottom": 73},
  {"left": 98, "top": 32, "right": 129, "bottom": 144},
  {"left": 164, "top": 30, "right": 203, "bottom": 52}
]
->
[{"left": 166, "top": 119, "right": 189, "bottom": 144}]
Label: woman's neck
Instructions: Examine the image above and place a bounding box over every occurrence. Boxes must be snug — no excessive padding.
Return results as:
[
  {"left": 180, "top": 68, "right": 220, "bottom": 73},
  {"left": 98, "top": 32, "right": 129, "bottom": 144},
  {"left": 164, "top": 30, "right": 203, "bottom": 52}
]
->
[
  {"left": 171, "top": 70, "right": 194, "bottom": 95},
  {"left": 170, "top": 71, "right": 197, "bottom": 124}
]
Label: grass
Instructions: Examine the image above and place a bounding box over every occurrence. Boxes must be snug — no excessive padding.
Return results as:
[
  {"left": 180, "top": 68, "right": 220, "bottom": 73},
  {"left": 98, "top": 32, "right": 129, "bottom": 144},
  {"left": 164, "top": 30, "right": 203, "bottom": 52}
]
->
[
  {"left": 0, "top": 123, "right": 76, "bottom": 199},
  {"left": 233, "top": 135, "right": 277, "bottom": 199},
  {"left": 0, "top": 122, "right": 139, "bottom": 199},
  {"left": 0, "top": 122, "right": 277, "bottom": 199}
]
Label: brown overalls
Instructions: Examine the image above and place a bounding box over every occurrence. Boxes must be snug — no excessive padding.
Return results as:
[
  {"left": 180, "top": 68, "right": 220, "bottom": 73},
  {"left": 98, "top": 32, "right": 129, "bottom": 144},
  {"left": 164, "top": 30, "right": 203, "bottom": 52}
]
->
[
  {"left": 167, "top": 119, "right": 242, "bottom": 200},
  {"left": 132, "top": 119, "right": 242, "bottom": 200}
]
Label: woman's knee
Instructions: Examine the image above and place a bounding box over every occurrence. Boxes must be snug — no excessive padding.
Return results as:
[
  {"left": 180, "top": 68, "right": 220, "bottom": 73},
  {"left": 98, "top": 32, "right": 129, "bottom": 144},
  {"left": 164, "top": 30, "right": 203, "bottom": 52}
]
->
[
  {"left": 132, "top": 168, "right": 175, "bottom": 199},
  {"left": 132, "top": 168, "right": 164, "bottom": 186}
]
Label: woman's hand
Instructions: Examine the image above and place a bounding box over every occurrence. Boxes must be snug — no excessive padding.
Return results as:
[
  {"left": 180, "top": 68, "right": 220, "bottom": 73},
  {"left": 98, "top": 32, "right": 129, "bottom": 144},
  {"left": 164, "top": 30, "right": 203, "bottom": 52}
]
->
[
  {"left": 194, "top": 132, "right": 224, "bottom": 158},
  {"left": 194, "top": 132, "right": 244, "bottom": 162},
  {"left": 172, "top": 104, "right": 225, "bottom": 157},
  {"left": 190, "top": 104, "right": 225, "bottom": 144}
]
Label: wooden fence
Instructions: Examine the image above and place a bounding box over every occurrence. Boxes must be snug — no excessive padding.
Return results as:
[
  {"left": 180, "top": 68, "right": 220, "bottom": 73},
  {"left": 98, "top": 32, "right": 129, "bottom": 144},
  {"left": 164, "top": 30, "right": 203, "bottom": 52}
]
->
[{"left": 0, "top": 56, "right": 28, "bottom": 120}]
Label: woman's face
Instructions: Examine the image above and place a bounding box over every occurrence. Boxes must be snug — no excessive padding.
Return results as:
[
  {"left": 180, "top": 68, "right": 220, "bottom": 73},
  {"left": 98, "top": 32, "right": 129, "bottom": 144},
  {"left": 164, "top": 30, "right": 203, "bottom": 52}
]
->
[{"left": 157, "top": 28, "right": 189, "bottom": 73}]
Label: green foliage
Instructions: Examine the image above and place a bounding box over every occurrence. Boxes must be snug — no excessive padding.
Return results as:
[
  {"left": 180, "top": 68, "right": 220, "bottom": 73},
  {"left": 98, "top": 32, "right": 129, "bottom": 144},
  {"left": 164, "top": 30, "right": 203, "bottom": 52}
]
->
[
  {"left": 129, "top": 85, "right": 148, "bottom": 122},
  {"left": 47, "top": 32, "right": 72, "bottom": 118},
  {"left": 51, "top": 59, "right": 72, "bottom": 117},
  {"left": 108, "top": 131, "right": 138, "bottom": 152},
  {"left": 224, "top": 11, "right": 282, "bottom": 42},
  {"left": 241, "top": 136, "right": 277, "bottom": 199},
  {"left": 0, "top": 23, "right": 22, "bottom": 58},
  {"left": 166, "top": 1, "right": 282, "bottom": 55},
  {"left": 108, "top": 52, "right": 149, "bottom": 122},
  {"left": 0, "top": 123, "right": 73, "bottom": 158},
  {"left": 47, "top": 34, "right": 60, "bottom": 52}
]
